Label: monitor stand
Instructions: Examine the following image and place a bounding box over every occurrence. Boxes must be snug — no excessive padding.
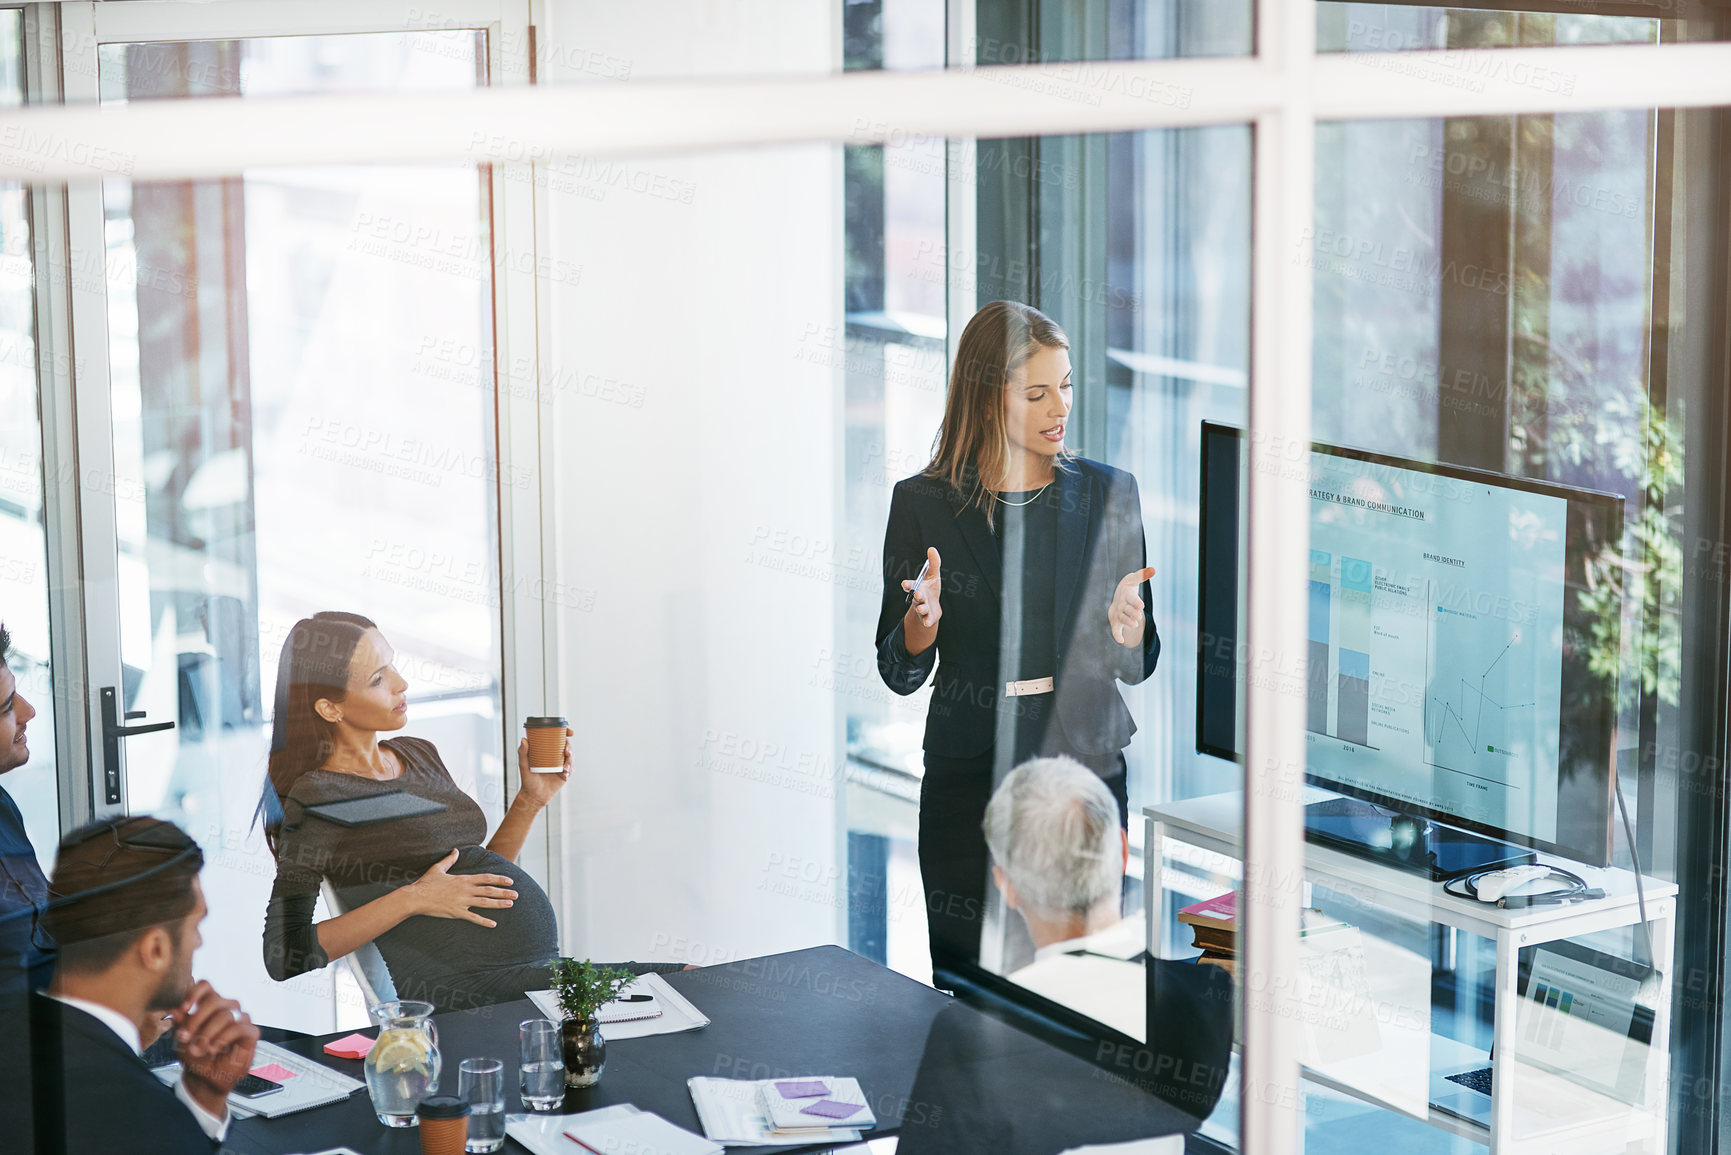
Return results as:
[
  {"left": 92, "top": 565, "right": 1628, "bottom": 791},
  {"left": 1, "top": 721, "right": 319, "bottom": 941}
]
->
[{"left": 1304, "top": 797, "right": 1535, "bottom": 881}]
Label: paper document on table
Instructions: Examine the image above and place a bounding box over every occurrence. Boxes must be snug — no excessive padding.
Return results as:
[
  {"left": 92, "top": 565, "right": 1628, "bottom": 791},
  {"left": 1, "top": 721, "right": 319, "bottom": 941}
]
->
[
  {"left": 564, "top": 1109, "right": 723, "bottom": 1155},
  {"left": 153, "top": 1040, "right": 363, "bottom": 1119},
  {"left": 506, "top": 1105, "right": 641, "bottom": 1155},
  {"left": 1057, "top": 1139, "right": 1185, "bottom": 1155},
  {"left": 527, "top": 972, "right": 710, "bottom": 1039},
  {"left": 687, "top": 1077, "right": 863, "bottom": 1147}
]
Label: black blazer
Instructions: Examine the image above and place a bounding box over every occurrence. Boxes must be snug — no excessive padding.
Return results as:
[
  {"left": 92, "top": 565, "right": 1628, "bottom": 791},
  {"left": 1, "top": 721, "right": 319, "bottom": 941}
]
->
[
  {"left": 875, "top": 457, "right": 1160, "bottom": 759},
  {"left": 0, "top": 993, "right": 220, "bottom": 1155},
  {"left": 895, "top": 958, "right": 1232, "bottom": 1155}
]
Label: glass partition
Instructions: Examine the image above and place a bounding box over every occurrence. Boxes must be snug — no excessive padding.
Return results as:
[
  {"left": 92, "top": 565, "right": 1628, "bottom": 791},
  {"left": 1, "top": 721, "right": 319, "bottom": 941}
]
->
[
  {"left": 0, "top": 10, "right": 57, "bottom": 870},
  {"left": 4, "top": 3, "right": 1730, "bottom": 1152},
  {"left": 92, "top": 29, "right": 503, "bottom": 1028},
  {"left": 1262, "top": 100, "right": 1699, "bottom": 1151}
]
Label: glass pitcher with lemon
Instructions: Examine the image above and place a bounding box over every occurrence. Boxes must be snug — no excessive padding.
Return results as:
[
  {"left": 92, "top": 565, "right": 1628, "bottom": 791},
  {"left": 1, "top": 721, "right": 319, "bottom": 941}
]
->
[{"left": 366, "top": 1000, "right": 442, "bottom": 1126}]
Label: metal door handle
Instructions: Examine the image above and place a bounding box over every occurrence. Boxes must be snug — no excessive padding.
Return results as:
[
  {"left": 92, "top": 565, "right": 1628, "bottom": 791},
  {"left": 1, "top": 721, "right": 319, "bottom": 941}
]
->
[{"left": 100, "top": 686, "right": 175, "bottom": 805}]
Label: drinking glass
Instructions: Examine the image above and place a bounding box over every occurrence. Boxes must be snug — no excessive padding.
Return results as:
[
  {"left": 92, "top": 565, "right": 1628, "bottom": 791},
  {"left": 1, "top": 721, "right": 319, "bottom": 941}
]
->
[
  {"left": 518, "top": 1019, "right": 565, "bottom": 1111},
  {"left": 458, "top": 1058, "right": 506, "bottom": 1153}
]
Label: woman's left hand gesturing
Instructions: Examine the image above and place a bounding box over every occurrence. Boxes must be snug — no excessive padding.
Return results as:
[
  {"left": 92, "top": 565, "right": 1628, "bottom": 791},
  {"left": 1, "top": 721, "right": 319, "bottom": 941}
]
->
[
  {"left": 1109, "top": 567, "right": 1156, "bottom": 648},
  {"left": 515, "top": 729, "right": 573, "bottom": 807}
]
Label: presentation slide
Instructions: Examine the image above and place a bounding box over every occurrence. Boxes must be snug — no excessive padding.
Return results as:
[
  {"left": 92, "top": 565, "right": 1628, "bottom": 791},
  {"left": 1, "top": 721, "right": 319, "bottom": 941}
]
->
[{"left": 1303, "top": 452, "right": 1570, "bottom": 844}]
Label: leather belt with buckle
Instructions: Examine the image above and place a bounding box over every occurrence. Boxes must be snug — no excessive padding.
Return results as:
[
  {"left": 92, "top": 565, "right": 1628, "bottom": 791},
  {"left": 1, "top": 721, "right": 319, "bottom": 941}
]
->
[{"left": 1003, "top": 676, "right": 1055, "bottom": 697}]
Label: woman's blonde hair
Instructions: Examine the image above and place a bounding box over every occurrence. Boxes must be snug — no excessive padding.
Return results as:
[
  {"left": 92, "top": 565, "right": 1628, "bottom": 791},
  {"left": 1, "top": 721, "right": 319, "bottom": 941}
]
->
[{"left": 924, "top": 300, "right": 1072, "bottom": 525}]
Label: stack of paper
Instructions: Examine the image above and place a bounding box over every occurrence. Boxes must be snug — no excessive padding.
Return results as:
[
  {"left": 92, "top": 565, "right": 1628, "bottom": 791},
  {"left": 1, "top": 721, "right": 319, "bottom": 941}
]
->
[
  {"left": 687, "top": 1077, "right": 868, "bottom": 1146},
  {"left": 506, "top": 1104, "right": 721, "bottom": 1155},
  {"left": 527, "top": 972, "right": 710, "bottom": 1040},
  {"left": 757, "top": 1077, "right": 875, "bottom": 1134},
  {"left": 152, "top": 1040, "right": 364, "bottom": 1119}
]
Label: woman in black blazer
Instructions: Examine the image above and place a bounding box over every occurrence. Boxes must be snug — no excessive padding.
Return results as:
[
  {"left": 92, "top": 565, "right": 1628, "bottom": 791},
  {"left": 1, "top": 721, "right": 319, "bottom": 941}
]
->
[{"left": 875, "top": 300, "right": 1159, "bottom": 976}]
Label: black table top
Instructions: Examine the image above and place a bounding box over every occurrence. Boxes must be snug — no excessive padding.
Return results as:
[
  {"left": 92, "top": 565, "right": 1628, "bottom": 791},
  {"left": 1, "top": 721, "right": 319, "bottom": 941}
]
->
[{"left": 227, "top": 945, "right": 1198, "bottom": 1155}]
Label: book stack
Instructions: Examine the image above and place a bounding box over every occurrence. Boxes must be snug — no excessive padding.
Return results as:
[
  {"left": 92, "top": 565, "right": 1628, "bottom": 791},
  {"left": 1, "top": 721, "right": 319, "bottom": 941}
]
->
[
  {"left": 1177, "top": 892, "right": 1354, "bottom": 978},
  {"left": 1177, "top": 892, "right": 1238, "bottom": 975},
  {"left": 687, "top": 1076, "right": 874, "bottom": 1146},
  {"left": 758, "top": 1077, "right": 876, "bottom": 1136}
]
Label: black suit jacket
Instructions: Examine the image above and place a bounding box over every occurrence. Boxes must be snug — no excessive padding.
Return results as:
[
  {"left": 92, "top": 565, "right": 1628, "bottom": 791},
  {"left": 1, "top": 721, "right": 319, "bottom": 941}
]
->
[
  {"left": 875, "top": 458, "right": 1160, "bottom": 758},
  {"left": 0, "top": 785, "right": 54, "bottom": 998},
  {"left": 0, "top": 993, "right": 220, "bottom": 1155},
  {"left": 897, "top": 958, "right": 1233, "bottom": 1155}
]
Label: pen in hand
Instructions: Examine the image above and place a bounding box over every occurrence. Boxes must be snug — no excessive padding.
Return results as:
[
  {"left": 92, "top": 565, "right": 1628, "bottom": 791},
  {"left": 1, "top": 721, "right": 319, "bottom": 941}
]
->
[{"left": 904, "top": 557, "right": 931, "bottom": 606}]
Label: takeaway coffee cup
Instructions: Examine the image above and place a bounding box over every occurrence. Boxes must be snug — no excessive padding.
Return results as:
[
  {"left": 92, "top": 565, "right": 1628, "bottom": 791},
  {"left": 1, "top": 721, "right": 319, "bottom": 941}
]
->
[
  {"left": 415, "top": 1095, "right": 469, "bottom": 1155},
  {"left": 525, "top": 716, "right": 569, "bottom": 773}
]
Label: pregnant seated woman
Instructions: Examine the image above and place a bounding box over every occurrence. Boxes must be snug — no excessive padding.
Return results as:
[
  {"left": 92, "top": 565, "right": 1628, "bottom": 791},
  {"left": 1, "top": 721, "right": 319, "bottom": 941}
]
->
[{"left": 260, "top": 612, "right": 672, "bottom": 1012}]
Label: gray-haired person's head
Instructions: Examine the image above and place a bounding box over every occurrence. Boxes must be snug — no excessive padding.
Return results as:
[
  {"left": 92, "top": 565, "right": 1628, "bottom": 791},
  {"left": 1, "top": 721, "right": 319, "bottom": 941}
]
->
[{"left": 982, "top": 756, "right": 1122, "bottom": 921}]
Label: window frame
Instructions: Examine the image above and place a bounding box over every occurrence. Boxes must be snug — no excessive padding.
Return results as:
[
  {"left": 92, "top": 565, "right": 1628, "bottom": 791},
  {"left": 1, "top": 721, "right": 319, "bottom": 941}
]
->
[
  {"left": 0, "top": 0, "right": 1725, "bottom": 1150},
  {"left": 35, "top": 0, "right": 560, "bottom": 898}
]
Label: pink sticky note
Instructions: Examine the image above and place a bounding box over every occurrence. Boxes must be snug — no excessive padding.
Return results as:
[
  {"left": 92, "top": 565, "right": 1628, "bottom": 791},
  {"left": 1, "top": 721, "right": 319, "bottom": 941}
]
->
[
  {"left": 323, "top": 1032, "right": 375, "bottom": 1059},
  {"left": 249, "top": 1063, "right": 298, "bottom": 1082}
]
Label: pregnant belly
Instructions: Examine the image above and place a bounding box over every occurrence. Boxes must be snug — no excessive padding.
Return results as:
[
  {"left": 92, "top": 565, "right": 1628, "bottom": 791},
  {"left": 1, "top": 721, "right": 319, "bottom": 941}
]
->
[{"left": 342, "top": 845, "right": 559, "bottom": 978}]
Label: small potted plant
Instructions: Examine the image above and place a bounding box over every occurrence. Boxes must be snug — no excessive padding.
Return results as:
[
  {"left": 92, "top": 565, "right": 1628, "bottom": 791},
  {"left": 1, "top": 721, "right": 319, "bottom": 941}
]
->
[{"left": 549, "top": 958, "right": 634, "bottom": 1088}]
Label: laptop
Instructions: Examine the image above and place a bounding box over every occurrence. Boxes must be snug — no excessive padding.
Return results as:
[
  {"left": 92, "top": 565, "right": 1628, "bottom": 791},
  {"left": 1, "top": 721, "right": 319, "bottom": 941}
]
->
[{"left": 1429, "top": 942, "right": 1655, "bottom": 1128}]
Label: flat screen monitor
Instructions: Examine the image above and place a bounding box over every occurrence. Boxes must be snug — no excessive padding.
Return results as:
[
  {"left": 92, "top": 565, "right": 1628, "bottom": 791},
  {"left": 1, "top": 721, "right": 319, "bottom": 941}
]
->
[{"left": 1196, "top": 421, "right": 1624, "bottom": 867}]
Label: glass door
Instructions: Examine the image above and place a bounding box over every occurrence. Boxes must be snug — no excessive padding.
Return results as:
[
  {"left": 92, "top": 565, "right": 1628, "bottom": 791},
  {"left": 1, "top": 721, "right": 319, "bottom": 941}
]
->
[
  {"left": 0, "top": 11, "right": 58, "bottom": 872},
  {"left": 62, "top": 6, "right": 528, "bottom": 1026}
]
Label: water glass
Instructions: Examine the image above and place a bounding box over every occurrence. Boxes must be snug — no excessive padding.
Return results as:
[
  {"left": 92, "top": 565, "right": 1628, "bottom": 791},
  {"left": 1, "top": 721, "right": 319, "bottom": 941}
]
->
[
  {"left": 518, "top": 1019, "right": 565, "bottom": 1112},
  {"left": 457, "top": 1058, "right": 505, "bottom": 1153}
]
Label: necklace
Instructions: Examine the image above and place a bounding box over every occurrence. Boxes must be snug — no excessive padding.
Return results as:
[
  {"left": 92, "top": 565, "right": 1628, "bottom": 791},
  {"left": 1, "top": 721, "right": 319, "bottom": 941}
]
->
[
  {"left": 995, "top": 482, "right": 1051, "bottom": 507},
  {"left": 325, "top": 745, "right": 400, "bottom": 781}
]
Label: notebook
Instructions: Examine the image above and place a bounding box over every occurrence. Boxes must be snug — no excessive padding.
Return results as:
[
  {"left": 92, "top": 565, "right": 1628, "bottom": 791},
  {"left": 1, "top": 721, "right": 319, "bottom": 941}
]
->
[
  {"left": 152, "top": 1040, "right": 363, "bottom": 1119},
  {"left": 526, "top": 972, "right": 710, "bottom": 1039},
  {"left": 756, "top": 1076, "right": 876, "bottom": 1133},
  {"left": 686, "top": 1077, "right": 865, "bottom": 1146},
  {"left": 562, "top": 1109, "right": 722, "bottom": 1155},
  {"left": 507, "top": 1106, "right": 639, "bottom": 1155}
]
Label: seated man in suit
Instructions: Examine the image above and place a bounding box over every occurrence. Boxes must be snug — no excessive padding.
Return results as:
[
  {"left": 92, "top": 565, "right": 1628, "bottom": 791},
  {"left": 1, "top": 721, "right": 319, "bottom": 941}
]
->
[
  {"left": 0, "top": 621, "right": 54, "bottom": 998},
  {"left": 983, "top": 755, "right": 1147, "bottom": 1040},
  {"left": 7, "top": 815, "right": 260, "bottom": 1154}
]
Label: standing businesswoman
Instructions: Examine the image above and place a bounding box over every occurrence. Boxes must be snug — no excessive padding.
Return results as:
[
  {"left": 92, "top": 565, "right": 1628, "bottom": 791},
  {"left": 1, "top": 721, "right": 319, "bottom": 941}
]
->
[{"left": 875, "top": 300, "right": 1159, "bottom": 976}]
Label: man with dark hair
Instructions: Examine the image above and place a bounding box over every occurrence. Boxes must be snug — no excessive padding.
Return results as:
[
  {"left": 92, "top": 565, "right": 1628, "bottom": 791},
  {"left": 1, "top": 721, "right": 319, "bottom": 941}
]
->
[
  {"left": 8, "top": 815, "right": 260, "bottom": 1154},
  {"left": 0, "top": 620, "right": 54, "bottom": 997}
]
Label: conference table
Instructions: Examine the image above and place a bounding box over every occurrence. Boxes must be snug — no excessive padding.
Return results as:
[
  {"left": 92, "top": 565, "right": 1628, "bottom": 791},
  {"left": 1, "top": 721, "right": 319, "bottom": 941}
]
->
[{"left": 226, "top": 945, "right": 1201, "bottom": 1155}]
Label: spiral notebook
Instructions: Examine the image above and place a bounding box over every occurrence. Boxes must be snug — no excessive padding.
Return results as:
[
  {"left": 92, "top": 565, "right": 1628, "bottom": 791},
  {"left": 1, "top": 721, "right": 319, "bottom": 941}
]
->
[
  {"left": 152, "top": 1040, "right": 363, "bottom": 1119},
  {"left": 526, "top": 972, "right": 710, "bottom": 1039}
]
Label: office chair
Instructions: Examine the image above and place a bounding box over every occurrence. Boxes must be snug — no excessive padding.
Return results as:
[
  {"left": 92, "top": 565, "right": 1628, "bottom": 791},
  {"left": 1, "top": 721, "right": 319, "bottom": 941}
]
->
[{"left": 318, "top": 880, "right": 398, "bottom": 1008}]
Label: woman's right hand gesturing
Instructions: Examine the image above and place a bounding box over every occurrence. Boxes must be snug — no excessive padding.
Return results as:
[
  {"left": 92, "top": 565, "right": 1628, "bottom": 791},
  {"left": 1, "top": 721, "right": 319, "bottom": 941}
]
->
[{"left": 405, "top": 849, "right": 517, "bottom": 927}]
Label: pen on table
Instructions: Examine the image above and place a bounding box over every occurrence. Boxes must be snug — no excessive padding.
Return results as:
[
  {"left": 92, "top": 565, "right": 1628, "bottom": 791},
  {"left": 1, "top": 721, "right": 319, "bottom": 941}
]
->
[{"left": 563, "top": 1131, "right": 604, "bottom": 1153}]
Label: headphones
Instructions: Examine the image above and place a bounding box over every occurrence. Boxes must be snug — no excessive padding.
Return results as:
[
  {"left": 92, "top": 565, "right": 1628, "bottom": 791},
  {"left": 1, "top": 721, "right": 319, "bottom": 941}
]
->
[{"left": 1442, "top": 865, "right": 1607, "bottom": 908}]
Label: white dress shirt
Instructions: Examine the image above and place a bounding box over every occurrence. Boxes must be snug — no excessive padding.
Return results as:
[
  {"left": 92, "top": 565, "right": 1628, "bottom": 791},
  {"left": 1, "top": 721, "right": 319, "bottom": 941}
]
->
[
  {"left": 45, "top": 992, "right": 231, "bottom": 1142},
  {"left": 1008, "top": 913, "right": 1148, "bottom": 1043}
]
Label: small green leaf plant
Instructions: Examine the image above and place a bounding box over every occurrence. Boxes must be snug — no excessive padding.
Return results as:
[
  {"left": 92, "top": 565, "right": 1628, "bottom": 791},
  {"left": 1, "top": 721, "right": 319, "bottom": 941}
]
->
[{"left": 549, "top": 958, "right": 635, "bottom": 1024}]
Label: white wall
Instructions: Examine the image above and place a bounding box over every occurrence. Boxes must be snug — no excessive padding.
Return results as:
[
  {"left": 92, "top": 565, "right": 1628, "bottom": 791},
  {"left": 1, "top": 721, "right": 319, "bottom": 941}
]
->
[{"left": 539, "top": 1, "right": 845, "bottom": 967}]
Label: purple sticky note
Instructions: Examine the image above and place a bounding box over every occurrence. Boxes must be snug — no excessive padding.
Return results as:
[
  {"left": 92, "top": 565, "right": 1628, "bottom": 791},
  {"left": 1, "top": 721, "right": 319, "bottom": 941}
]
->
[
  {"left": 775, "top": 1080, "right": 829, "bottom": 1099},
  {"left": 801, "top": 1099, "right": 864, "bottom": 1120}
]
